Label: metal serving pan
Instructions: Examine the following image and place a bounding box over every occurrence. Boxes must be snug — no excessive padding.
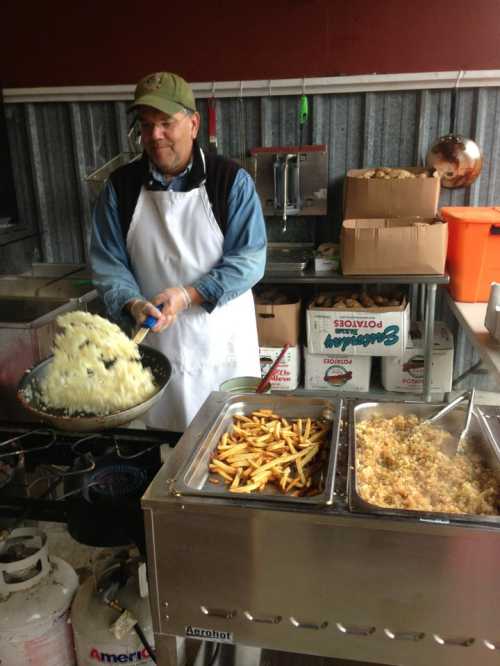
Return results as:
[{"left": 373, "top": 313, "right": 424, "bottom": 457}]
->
[
  {"left": 266, "top": 248, "right": 312, "bottom": 273},
  {"left": 16, "top": 345, "right": 171, "bottom": 432},
  {"left": 348, "top": 400, "right": 500, "bottom": 526},
  {"left": 171, "top": 393, "right": 342, "bottom": 506}
]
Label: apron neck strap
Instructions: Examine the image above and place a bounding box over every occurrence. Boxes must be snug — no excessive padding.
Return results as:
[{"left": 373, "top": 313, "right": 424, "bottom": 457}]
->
[{"left": 185, "top": 139, "right": 206, "bottom": 190}]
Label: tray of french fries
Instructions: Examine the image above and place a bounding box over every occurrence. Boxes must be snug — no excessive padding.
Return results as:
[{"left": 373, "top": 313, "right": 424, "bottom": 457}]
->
[{"left": 171, "top": 394, "right": 342, "bottom": 505}]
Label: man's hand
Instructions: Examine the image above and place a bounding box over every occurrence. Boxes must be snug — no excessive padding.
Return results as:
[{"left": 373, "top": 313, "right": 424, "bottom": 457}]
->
[
  {"left": 127, "top": 298, "right": 175, "bottom": 333},
  {"left": 152, "top": 286, "right": 192, "bottom": 321},
  {"left": 127, "top": 287, "right": 202, "bottom": 334}
]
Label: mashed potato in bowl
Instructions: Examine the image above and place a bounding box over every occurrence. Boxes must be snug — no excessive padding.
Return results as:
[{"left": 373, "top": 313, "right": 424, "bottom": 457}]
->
[{"left": 37, "top": 311, "right": 158, "bottom": 416}]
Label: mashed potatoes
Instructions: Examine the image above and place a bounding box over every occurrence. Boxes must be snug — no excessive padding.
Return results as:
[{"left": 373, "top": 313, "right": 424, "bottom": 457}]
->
[
  {"left": 356, "top": 414, "right": 500, "bottom": 515},
  {"left": 39, "top": 311, "right": 158, "bottom": 416}
]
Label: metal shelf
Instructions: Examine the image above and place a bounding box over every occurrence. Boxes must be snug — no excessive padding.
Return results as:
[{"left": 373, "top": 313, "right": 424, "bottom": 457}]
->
[
  {"left": 272, "top": 385, "right": 446, "bottom": 403},
  {"left": 257, "top": 272, "right": 450, "bottom": 403},
  {"left": 262, "top": 269, "right": 450, "bottom": 285}
]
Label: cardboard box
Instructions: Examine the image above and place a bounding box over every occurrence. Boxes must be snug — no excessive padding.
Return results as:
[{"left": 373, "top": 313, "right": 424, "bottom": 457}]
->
[
  {"left": 343, "top": 167, "right": 440, "bottom": 219},
  {"left": 304, "top": 348, "right": 371, "bottom": 392},
  {"left": 381, "top": 322, "right": 454, "bottom": 393},
  {"left": 307, "top": 300, "right": 410, "bottom": 356},
  {"left": 260, "top": 346, "right": 300, "bottom": 391},
  {"left": 341, "top": 218, "right": 448, "bottom": 275},
  {"left": 255, "top": 299, "right": 301, "bottom": 346}
]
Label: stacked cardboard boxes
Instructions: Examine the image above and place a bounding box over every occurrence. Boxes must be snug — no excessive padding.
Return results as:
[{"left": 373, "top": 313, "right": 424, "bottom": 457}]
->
[
  {"left": 341, "top": 167, "right": 447, "bottom": 276},
  {"left": 254, "top": 289, "right": 301, "bottom": 391},
  {"left": 254, "top": 288, "right": 454, "bottom": 395},
  {"left": 328, "top": 165, "right": 450, "bottom": 394},
  {"left": 304, "top": 287, "right": 410, "bottom": 392},
  {"left": 253, "top": 166, "right": 451, "bottom": 395}
]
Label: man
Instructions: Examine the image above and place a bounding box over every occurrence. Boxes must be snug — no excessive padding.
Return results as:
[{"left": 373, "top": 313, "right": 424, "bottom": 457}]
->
[{"left": 90, "top": 72, "right": 267, "bottom": 431}]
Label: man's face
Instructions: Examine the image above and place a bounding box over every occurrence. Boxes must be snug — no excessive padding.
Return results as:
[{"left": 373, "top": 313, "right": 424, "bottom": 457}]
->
[{"left": 138, "top": 106, "right": 200, "bottom": 176}]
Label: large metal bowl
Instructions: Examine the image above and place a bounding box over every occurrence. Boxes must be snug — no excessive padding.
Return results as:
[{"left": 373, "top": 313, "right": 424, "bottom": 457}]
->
[
  {"left": 16, "top": 345, "right": 171, "bottom": 432},
  {"left": 426, "top": 133, "right": 483, "bottom": 188}
]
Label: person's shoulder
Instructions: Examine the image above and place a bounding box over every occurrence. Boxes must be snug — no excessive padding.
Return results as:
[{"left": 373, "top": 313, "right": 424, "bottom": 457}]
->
[
  {"left": 109, "top": 154, "right": 147, "bottom": 187},
  {"left": 205, "top": 152, "right": 240, "bottom": 173},
  {"left": 204, "top": 152, "right": 243, "bottom": 197}
]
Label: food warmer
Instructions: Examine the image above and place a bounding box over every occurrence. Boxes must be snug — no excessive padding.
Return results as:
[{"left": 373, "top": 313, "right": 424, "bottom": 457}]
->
[{"left": 142, "top": 393, "right": 500, "bottom": 666}]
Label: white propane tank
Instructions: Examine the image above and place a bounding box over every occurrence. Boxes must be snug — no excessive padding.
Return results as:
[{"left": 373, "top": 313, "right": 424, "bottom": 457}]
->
[
  {"left": 0, "top": 527, "right": 79, "bottom": 666},
  {"left": 71, "top": 557, "right": 155, "bottom": 665}
]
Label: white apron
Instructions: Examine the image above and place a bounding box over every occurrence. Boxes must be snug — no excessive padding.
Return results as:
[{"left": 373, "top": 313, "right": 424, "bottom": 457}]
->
[{"left": 126, "top": 178, "right": 260, "bottom": 431}]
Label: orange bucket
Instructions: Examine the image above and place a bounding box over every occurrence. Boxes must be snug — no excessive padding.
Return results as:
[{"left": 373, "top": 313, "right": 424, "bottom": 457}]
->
[{"left": 441, "top": 206, "right": 500, "bottom": 302}]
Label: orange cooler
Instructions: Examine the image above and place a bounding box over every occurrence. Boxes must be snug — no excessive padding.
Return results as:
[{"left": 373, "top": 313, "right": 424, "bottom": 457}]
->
[{"left": 441, "top": 206, "right": 500, "bottom": 302}]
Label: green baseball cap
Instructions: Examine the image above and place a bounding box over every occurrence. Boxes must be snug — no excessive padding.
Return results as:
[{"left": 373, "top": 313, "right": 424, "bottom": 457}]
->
[{"left": 130, "top": 72, "right": 196, "bottom": 115}]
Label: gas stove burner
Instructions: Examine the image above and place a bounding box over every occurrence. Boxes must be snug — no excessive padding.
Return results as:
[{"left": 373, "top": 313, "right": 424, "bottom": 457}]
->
[
  {"left": 84, "top": 463, "right": 149, "bottom": 501},
  {"left": 115, "top": 440, "right": 159, "bottom": 460},
  {"left": 0, "top": 428, "right": 57, "bottom": 459},
  {"left": 0, "top": 421, "right": 180, "bottom": 549},
  {"left": 70, "top": 433, "right": 158, "bottom": 463},
  {"left": 71, "top": 433, "right": 114, "bottom": 458}
]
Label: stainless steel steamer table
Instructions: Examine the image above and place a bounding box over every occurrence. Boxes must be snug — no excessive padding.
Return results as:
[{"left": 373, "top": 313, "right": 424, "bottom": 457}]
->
[{"left": 142, "top": 392, "right": 500, "bottom": 666}]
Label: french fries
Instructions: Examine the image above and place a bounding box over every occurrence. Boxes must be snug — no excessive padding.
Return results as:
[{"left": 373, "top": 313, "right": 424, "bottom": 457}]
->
[{"left": 208, "top": 409, "right": 331, "bottom": 496}]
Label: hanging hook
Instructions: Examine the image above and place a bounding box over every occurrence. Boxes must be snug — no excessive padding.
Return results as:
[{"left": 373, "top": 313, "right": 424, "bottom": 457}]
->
[
  {"left": 268, "top": 79, "right": 272, "bottom": 97},
  {"left": 239, "top": 80, "right": 244, "bottom": 99},
  {"left": 208, "top": 82, "right": 217, "bottom": 152},
  {"left": 299, "top": 78, "right": 309, "bottom": 136},
  {"left": 454, "top": 69, "right": 464, "bottom": 89},
  {"left": 450, "top": 70, "right": 464, "bottom": 136}
]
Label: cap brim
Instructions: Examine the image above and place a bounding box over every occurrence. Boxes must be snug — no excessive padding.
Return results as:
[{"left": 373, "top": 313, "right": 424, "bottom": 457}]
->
[{"left": 128, "top": 93, "right": 187, "bottom": 116}]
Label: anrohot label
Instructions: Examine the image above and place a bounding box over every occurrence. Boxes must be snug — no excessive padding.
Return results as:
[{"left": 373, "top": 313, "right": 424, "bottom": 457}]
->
[{"left": 185, "top": 626, "right": 234, "bottom": 643}]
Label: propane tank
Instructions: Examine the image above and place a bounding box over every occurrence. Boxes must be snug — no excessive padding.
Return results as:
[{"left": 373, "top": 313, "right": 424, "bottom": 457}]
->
[
  {"left": 0, "top": 527, "right": 79, "bottom": 666},
  {"left": 71, "top": 553, "right": 155, "bottom": 665}
]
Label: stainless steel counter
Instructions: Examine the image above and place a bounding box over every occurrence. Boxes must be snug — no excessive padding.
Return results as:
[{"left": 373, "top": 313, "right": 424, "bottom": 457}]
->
[{"left": 142, "top": 392, "right": 500, "bottom": 666}]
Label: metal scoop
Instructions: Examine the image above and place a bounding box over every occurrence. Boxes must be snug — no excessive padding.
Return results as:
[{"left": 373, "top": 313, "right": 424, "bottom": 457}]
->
[{"left": 421, "top": 389, "right": 476, "bottom": 456}]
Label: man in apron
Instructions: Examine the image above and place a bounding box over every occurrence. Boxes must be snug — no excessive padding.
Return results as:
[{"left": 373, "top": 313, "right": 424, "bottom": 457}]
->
[{"left": 90, "top": 72, "right": 267, "bottom": 431}]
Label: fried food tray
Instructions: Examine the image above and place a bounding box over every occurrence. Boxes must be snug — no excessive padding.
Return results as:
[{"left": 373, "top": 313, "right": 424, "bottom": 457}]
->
[
  {"left": 348, "top": 401, "right": 500, "bottom": 527},
  {"left": 171, "top": 394, "right": 342, "bottom": 506}
]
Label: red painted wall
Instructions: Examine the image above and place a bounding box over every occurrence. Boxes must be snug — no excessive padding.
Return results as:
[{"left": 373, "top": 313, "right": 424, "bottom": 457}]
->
[{"left": 2, "top": 0, "right": 500, "bottom": 88}]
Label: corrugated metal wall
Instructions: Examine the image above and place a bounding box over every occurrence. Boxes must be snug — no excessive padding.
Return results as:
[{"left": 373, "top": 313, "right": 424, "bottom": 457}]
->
[
  {"left": 4, "top": 87, "right": 500, "bottom": 390},
  {"left": 7, "top": 87, "right": 500, "bottom": 260}
]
